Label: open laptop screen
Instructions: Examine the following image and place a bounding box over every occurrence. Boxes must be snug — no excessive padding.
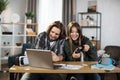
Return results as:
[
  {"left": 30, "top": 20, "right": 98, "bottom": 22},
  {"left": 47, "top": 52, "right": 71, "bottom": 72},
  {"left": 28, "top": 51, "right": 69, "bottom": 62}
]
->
[{"left": 26, "top": 49, "right": 54, "bottom": 69}]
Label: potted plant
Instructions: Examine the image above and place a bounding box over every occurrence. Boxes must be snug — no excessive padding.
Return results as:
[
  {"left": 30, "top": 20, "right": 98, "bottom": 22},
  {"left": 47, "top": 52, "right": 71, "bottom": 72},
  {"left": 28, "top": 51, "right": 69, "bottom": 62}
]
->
[
  {"left": 0, "top": 0, "right": 9, "bottom": 22},
  {"left": 0, "top": 0, "right": 9, "bottom": 14},
  {"left": 25, "top": 11, "right": 35, "bottom": 23}
]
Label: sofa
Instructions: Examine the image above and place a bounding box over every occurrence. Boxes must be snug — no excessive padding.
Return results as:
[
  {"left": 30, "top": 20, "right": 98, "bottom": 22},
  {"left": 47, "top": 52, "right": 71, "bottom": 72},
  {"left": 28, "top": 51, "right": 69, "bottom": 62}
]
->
[{"left": 101, "top": 45, "right": 120, "bottom": 80}]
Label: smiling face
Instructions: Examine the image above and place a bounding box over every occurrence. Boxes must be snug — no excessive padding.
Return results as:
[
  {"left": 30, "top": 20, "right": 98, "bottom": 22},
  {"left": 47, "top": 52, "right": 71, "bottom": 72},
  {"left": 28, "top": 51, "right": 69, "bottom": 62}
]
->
[
  {"left": 70, "top": 26, "right": 79, "bottom": 41},
  {"left": 49, "top": 26, "right": 61, "bottom": 41}
]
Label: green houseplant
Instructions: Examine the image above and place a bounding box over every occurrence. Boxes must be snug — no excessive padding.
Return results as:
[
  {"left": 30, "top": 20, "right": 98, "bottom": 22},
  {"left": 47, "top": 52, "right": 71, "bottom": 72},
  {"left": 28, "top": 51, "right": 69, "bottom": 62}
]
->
[
  {"left": 0, "top": 0, "right": 9, "bottom": 14},
  {"left": 25, "top": 11, "right": 35, "bottom": 19},
  {"left": 25, "top": 11, "right": 35, "bottom": 23}
]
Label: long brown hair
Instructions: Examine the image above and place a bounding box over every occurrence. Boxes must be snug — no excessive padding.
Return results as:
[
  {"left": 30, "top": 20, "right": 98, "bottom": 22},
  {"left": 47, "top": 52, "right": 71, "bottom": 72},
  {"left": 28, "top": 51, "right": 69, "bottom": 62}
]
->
[
  {"left": 46, "top": 21, "right": 66, "bottom": 39},
  {"left": 66, "top": 21, "right": 83, "bottom": 53}
]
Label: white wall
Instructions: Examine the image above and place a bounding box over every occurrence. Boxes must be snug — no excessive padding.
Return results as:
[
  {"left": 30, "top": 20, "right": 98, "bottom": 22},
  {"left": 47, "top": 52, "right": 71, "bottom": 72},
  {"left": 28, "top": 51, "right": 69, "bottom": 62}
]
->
[{"left": 76, "top": 0, "right": 120, "bottom": 49}]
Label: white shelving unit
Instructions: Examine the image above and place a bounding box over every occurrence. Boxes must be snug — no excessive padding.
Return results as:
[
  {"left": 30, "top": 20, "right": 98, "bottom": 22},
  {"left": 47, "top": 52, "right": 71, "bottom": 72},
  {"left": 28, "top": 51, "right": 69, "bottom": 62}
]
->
[{"left": 0, "top": 22, "right": 38, "bottom": 66}]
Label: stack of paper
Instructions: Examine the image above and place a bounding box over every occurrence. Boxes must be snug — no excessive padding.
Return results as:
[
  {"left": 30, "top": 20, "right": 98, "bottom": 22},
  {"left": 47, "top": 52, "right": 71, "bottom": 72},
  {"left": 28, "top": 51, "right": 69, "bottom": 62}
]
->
[{"left": 56, "top": 64, "right": 83, "bottom": 70}]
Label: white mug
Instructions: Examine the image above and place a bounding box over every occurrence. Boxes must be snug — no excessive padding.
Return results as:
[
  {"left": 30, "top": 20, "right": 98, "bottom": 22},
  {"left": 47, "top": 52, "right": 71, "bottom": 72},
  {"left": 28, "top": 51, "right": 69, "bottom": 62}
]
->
[{"left": 19, "top": 56, "right": 29, "bottom": 66}]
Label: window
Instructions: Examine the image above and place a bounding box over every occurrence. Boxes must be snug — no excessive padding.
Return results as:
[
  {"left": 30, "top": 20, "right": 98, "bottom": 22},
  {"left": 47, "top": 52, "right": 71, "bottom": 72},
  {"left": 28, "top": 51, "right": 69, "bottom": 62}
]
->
[{"left": 37, "top": 0, "right": 62, "bottom": 33}]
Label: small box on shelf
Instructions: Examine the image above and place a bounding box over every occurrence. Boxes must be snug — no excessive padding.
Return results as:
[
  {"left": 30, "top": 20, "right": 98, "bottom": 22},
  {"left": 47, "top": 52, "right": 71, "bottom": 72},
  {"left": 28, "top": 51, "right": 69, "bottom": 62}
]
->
[
  {"left": 26, "top": 28, "right": 36, "bottom": 35},
  {"left": 27, "top": 32, "right": 36, "bottom": 35}
]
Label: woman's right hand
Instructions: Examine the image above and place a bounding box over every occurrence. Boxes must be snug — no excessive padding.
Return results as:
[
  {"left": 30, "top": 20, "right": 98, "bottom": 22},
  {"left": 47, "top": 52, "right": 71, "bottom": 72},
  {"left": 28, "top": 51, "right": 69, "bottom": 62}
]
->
[{"left": 72, "top": 48, "right": 81, "bottom": 58}]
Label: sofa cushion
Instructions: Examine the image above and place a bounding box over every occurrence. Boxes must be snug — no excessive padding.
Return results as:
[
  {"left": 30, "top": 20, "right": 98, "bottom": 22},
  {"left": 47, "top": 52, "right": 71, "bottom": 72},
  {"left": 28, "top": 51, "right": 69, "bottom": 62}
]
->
[{"left": 104, "top": 45, "right": 120, "bottom": 61}]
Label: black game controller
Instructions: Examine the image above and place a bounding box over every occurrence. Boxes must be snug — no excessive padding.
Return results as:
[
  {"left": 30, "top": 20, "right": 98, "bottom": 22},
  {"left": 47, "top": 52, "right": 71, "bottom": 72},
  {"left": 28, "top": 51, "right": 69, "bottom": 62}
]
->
[{"left": 75, "top": 46, "right": 84, "bottom": 53}]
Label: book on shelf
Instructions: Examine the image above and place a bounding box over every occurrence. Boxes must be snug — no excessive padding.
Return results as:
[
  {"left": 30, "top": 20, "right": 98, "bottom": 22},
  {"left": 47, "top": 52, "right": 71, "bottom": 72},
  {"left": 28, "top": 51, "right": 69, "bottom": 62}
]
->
[{"left": 2, "top": 32, "right": 12, "bottom": 35}]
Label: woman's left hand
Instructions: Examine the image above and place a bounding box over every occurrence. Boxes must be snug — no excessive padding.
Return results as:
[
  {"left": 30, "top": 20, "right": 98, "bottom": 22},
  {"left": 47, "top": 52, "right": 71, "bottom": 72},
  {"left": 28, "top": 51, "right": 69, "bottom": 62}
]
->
[{"left": 83, "top": 44, "right": 90, "bottom": 52}]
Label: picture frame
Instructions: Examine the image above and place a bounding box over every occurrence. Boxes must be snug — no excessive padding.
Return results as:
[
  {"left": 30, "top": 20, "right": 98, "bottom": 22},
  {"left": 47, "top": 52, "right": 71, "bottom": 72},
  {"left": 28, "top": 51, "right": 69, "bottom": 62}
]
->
[{"left": 87, "top": 1, "right": 97, "bottom": 12}]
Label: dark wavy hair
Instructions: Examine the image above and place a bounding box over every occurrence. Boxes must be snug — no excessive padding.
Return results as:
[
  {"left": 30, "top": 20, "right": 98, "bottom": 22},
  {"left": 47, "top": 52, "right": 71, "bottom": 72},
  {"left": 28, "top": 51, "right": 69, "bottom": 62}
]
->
[{"left": 46, "top": 21, "right": 66, "bottom": 39}]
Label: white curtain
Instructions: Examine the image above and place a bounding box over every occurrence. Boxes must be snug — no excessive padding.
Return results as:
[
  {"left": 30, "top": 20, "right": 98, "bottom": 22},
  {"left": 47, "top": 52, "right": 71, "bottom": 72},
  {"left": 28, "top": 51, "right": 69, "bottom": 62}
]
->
[{"left": 37, "top": 0, "right": 62, "bottom": 33}]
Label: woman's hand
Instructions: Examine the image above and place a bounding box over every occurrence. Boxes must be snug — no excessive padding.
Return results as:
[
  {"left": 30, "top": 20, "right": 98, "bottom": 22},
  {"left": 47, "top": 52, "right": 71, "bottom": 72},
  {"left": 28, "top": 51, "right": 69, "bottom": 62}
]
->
[
  {"left": 83, "top": 44, "right": 90, "bottom": 52},
  {"left": 72, "top": 44, "right": 90, "bottom": 58},
  {"left": 72, "top": 48, "right": 81, "bottom": 58}
]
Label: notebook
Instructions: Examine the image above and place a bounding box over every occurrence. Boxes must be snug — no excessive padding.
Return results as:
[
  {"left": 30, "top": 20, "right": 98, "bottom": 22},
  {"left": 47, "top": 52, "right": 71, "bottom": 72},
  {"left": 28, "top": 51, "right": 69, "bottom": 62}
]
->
[{"left": 26, "top": 49, "right": 61, "bottom": 69}]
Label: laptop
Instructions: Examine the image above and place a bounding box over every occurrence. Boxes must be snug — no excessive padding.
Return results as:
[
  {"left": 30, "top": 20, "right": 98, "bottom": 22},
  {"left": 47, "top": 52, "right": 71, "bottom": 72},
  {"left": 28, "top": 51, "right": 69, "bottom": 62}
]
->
[{"left": 26, "top": 49, "right": 61, "bottom": 69}]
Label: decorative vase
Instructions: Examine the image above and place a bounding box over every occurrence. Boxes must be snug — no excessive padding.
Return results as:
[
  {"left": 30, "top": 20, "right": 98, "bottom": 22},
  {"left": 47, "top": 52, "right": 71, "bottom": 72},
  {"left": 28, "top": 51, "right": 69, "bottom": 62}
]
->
[{"left": 27, "top": 19, "right": 32, "bottom": 23}]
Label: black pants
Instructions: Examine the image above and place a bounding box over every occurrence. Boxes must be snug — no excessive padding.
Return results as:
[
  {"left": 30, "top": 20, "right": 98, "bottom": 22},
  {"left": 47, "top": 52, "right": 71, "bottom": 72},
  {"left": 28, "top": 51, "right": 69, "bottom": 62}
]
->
[
  {"left": 26, "top": 73, "right": 66, "bottom": 80},
  {"left": 66, "top": 73, "right": 101, "bottom": 80}
]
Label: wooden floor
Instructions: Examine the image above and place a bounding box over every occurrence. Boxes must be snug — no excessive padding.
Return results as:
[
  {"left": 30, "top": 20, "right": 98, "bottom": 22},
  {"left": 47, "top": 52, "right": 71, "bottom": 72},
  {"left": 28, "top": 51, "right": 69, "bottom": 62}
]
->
[
  {"left": 0, "top": 71, "right": 9, "bottom": 80},
  {"left": 0, "top": 64, "right": 9, "bottom": 80}
]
